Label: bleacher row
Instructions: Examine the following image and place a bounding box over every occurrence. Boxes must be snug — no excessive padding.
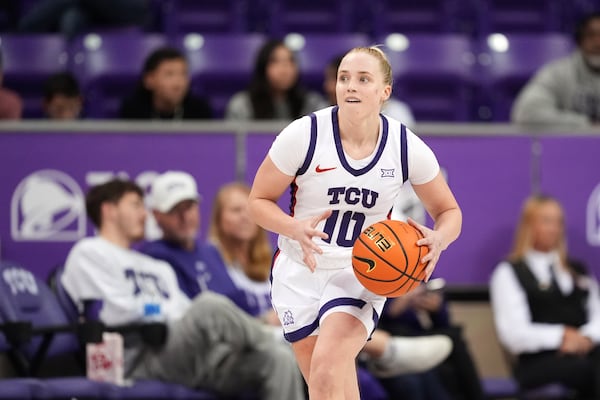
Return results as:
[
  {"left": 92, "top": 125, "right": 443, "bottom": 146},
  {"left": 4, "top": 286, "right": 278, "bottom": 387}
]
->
[
  {"left": 0, "top": 31, "right": 577, "bottom": 121},
  {"left": 2, "top": 0, "right": 600, "bottom": 38}
]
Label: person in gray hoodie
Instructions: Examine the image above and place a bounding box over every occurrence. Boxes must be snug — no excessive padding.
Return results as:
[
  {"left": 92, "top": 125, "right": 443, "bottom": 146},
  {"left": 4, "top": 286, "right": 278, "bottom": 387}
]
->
[{"left": 512, "top": 13, "right": 600, "bottom": 128}]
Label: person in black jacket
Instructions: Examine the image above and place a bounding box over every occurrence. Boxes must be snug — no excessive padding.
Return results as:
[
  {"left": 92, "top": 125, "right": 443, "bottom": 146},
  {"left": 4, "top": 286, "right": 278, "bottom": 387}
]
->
[{"left": 120, "top": 47, "right": 212, "bottom": 120}]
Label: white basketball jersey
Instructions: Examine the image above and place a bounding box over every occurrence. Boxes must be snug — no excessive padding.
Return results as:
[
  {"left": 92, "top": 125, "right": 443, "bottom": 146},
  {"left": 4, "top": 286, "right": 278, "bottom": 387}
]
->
[{"left": 271, "top": 106, "right": 439, "bottom": 269}]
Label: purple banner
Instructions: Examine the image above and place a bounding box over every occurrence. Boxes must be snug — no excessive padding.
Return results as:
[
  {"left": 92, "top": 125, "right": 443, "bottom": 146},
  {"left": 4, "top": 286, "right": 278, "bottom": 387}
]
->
[
  {"left": 0, "top": 132, "right": 237, "bottom": 279},
  {"left": 425, "top": 136, "right": 533, "bottom": 284},
  {"left": 538, "top": 136, "right": 600, "bottom": 275},
  {"left": 4, "top": 131, "right": 595, "bottom": 286}
]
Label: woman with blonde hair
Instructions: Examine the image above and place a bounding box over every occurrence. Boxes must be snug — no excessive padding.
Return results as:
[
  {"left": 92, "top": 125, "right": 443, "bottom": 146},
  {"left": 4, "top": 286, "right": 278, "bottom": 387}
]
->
[
  {"left": 209, "top": 181, "right": 276, "bottom": 320},
  {"left": 490, "top": 194, "right": 600, "bottom": 399}
]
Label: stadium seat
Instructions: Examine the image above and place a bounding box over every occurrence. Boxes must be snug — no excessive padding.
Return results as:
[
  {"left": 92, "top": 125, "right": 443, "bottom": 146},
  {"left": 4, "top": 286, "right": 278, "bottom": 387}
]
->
[
  {"left": 364, "top": 0, "right": 473, "bottom": 37},
  {"left": 476, "top": 0, "right": 564, "bottom": 35},
  {"left": 0, "top": 34, "right": 69, "bottom": 118},
  {"left": 174, "top": 33, "right": 266, "bottom": 118},
  {"left": 69, "top": 32, "right": 168, "bottom": 118},
  {"left": 263, "top": 0, "right": 356, "bottom": 36},
  {"left": 376, "top": 33, "right": 476, "bottom": 121},
  {"left": 162, "top": 0, "right": 249, "bottom": 36},
  {"left": 285, "top": 33, "right": 370, "bottom": 94},
  {"left": 0, "top": 260, "right": 115, "bottom": 398},
  {"left": 477, "top": 33, "right": 574, "bottom": 121},
  {"left": 483, "top": 377, "right": 575, "bottom": 400}
]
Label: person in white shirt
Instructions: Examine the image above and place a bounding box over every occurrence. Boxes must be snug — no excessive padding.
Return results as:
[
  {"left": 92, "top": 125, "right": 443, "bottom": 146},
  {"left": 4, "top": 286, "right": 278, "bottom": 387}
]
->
[
  {"left": 61, "top": 179, "right": 305, "bottom": 400},
  {"left": 490, "top": 194, "right": 600, "bottom": 398}
]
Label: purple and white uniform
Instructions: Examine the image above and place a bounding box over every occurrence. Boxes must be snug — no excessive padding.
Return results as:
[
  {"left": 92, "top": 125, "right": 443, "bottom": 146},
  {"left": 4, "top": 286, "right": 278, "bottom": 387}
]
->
[{"left": 268, "top": 106, "right": 439, "bottom": 342}]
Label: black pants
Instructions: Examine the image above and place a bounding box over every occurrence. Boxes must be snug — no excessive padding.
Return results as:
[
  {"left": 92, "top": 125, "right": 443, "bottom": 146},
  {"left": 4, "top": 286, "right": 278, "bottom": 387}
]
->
[
  {"left": 380, "top": 323, "right": 485, "bottom": 400},
  {"left": 516, "top": 347, "right": 600, "bottom": 400}
]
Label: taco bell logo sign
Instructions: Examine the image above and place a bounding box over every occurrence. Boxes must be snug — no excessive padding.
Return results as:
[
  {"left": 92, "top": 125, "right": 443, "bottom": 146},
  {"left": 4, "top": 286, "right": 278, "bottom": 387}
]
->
[
  {"left": 587, "top": 183, "right": 600, "bottom": 247},
  {"left": 11, "top": 170, "right": 86, "bottom": 241}
]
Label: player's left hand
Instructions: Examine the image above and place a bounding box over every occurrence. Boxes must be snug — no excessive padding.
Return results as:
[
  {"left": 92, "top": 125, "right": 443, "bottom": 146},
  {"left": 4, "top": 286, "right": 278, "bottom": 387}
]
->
[{"left": 407, "top": 217, "right": 444, "bottom": 282}]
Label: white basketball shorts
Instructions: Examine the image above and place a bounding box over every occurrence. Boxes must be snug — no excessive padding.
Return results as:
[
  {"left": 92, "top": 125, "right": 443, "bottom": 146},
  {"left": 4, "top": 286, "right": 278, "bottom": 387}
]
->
[{"left": 271, "top": 250, "right": 386, "bottom": 343}]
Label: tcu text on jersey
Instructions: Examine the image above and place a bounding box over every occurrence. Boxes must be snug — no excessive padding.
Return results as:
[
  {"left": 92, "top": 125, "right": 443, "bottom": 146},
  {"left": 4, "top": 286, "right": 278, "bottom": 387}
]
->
[
  {"left": 124, "top": 268, "right": 170, "bottom": 298},
  {"left": 323, "top": 186, "right": 380, "bottom": 247}
]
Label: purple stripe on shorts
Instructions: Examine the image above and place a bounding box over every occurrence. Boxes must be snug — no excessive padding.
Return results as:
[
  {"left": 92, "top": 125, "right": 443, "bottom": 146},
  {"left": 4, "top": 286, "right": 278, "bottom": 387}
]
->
[{"left": 284, "top": 297, "right": 367, "bottom": 343}]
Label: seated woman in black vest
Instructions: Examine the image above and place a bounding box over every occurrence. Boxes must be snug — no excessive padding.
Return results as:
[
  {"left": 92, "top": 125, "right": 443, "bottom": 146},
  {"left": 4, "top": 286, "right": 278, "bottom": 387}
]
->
[{"left": 490, "top": 194, "right": 600, "bottom": 399}]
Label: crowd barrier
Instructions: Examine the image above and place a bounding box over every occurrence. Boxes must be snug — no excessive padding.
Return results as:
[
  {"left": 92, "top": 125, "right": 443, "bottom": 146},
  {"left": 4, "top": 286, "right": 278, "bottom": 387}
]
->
[{"left": 1, "top": 121, "right": 599, "bottom": 286}]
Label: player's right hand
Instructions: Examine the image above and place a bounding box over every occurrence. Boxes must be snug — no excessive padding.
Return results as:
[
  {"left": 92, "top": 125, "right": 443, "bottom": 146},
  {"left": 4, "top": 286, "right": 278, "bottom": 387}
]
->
[{"left": 292, "top": 209, "right": 332, "bottom": 272}]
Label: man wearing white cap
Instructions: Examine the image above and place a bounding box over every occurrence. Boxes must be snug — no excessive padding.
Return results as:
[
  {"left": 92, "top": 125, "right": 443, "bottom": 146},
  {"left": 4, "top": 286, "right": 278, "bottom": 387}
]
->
[{"left": 62, "top": 178, "right": 305, "bottom": 400}]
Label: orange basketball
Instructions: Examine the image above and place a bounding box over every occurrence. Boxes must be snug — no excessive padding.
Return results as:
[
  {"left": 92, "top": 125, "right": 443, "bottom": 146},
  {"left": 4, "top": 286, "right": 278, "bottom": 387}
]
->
[{"left": 352, "top": 220, "right": 428, "bottom": 297}]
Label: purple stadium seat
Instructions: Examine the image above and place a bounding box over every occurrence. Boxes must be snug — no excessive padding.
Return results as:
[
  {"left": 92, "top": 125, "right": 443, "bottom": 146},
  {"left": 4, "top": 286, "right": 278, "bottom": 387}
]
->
[
  {"left": 174, "top": 33, "right": 266, "bottom": 118},
  {"left": 483, "top": 375, "right": 575, "bottom": 399},
  {"left": 0, "top": 261, "right": 81, "bottom": 364},
  {"left": 0, "top": 378, "right": 38, "bottom": 399},
  {"left": 477, "top": 33, "right": 574, "bottom": 121},
  {"left": 365, "top": 0, "right": 472, "bottom": 37},
  {"left": 264, "top": 0, "right": 356, "bottom": 36},
  {"left": 476, "top": 0, "right": 564, "bottom": 35},
  {"left": 0, "top": 34, "right": 69, "bottom": 118},
  {"left": 0, "top": 260, "right": 115, "bottom": 398},
  {"left": 163, "top": 0, "right": 248, "bottom": 35},
  {"left": 69, "top": 32, "right": 168, "bottom": 118},
  {"left": 376, "top": 33, "right": 476, "bottom": 121},
  {"left": 287, "top": 33, "right": 370, "bottom": 93}
]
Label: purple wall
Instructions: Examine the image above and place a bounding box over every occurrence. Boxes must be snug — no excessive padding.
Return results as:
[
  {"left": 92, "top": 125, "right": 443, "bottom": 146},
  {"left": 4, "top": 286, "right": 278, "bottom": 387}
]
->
[
  {"left": 425, "top": 136, "right": 533, "bottom": 284},
  {"left": 1, "top": 130, "right": 599, "bottom": 285},
  {"left": 0, "top": 132, "right": 237, "bottom": 279},
  {"left": 538, "top": 136, "right": 600, "bottom": 276}
]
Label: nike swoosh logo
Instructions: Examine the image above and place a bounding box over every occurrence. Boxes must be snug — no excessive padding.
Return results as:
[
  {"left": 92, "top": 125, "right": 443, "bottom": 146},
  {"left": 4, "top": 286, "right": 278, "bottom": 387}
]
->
[
  {"left": 353, "top": 256, "right": 376, "bottom": 273},
  {"left": 315, "top": 165, "right": 337, "bottom": 173}
]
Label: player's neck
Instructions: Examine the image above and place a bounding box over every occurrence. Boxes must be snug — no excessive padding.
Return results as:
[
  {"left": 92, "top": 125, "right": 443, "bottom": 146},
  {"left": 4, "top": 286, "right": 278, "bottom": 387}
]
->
[{"left": 338, "top": 110, "right": 380, "bottom": 141}]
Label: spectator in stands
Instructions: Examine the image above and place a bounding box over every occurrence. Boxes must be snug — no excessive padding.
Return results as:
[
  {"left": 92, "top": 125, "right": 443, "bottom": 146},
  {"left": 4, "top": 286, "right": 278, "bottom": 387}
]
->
[
  {"left": 490, "top": 194, "right": 600, "bottom": 398},
  {"left": 323, "top": 54, "right": 415, "bottom": 128},
  {"left": 18, "top": 0, "right": 150, "bottom": 40},
  {"left": 225, "top": 39, "right": 327, "bottom": 120},
  {"left": 142, "top": 172, "right": 453, "bottom": 386},
  {"left": 0, "top": 49, "right": 23, "bottom": 120},
  {"left": 61, "top": 178, "right": 305, "bottom": 400},
  {"left": 43, "top": 72, "right": 83, "bottom": 120},
  {"left": 512, "top": 13, "right": 600, "bottom": 128},
  {"left": 119, "top": 47, "right": 212, "bottom": 120}
]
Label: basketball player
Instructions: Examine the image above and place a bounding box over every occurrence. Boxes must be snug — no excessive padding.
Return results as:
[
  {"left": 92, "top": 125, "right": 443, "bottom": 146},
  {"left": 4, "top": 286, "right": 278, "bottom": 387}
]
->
[
  {"left": 61, "top": 179, "right": 305, "bottom": 400},
  {"left": 248, "top": 47, "right": 462, "bottom": 399}
]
